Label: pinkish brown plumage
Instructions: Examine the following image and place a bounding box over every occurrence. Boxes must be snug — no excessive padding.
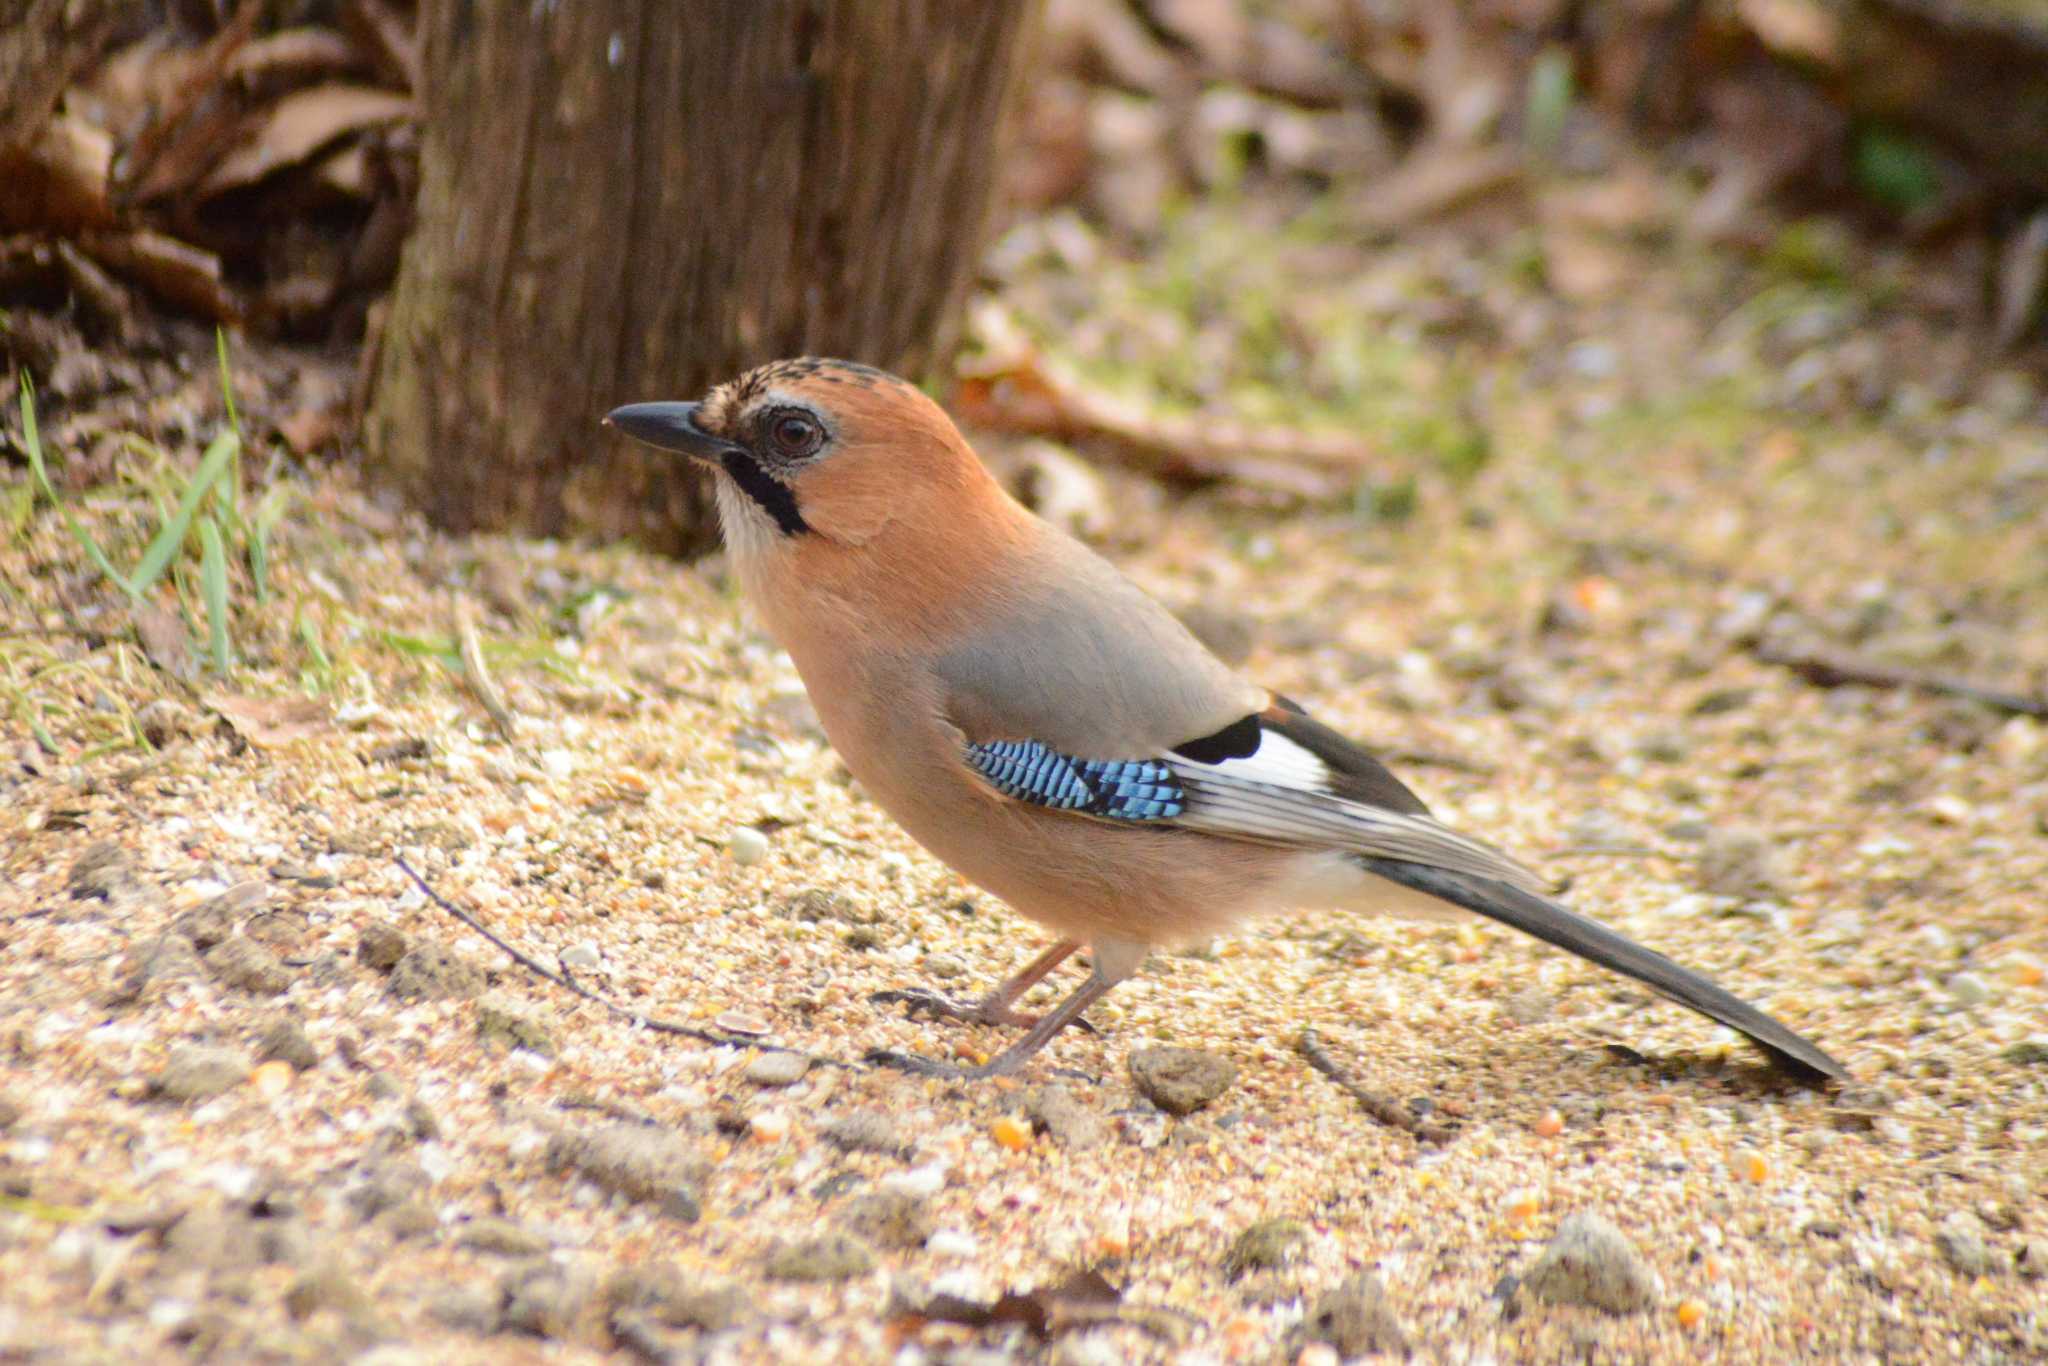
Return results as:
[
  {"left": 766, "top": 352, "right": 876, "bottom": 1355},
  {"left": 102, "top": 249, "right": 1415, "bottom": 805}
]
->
[{"left": 606, "top": 359, "right": 1846, "bottom": 1083}]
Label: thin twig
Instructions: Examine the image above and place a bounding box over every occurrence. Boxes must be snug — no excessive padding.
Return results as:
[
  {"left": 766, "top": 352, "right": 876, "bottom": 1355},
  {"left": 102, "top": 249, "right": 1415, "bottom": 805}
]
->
[
  {"left": 1298, "top": 1026, "right": 1455, "bottom": 1144},
  {"left": 393, "top": 856, "right": 858, "bottom": 1068},
  {"left": 1754, "top": 640, "right": 2048, "bottom": 718}
]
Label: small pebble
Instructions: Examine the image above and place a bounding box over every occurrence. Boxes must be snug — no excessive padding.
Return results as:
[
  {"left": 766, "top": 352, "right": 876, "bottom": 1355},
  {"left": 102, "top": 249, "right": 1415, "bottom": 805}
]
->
[
  {"left": 356, "top": 923, "right": 410, "bottom": 973},
  {"left": 1945, "top": 972, "right": 1992, "bottom": 1007},
  {"left": 1926, "top": 794, "right": 1973, "bottom": 825},
  {"left": 2015, "top": 1238, "right": 2048, "bottom": 1280},
  {"left": 727, "top": 826, "right": 770, "bottom": 866},
  {"left": 427, "top": 1285, "right": 504, "bottom": 1335},
  {"left": 1532, "top": 1109, "right": 1565, "bottom": 1138},
  {"left": 880, "top": 1164, "right": 947, "bottom": 1200},
  {"left": 743, "top": 1051, "right": 810, "bottom": 1087},
  {"left": 500, "top": 1260, "right": 588, "bottom": 1338},
  {"left": 820, "top": 1110, "right": 905, "bottom": 1156},
  {"left": 1934, "top": 1210, "right": 1997, "bottom": 1277},
  {"left": 927, "top": 1230, "right": 979, "bottom": 1258},
  {"left": 456, "top": 1216, "right": 552, "bottom": 1257},
  {"left": 1129, "top": 1046, "right": 1236, "bottom": 1116},
  {"left": 136, "top": 697, "right": 194, "bottom": 746},
  {"left": 545, "top": 1123, "right": 705, "bottom": 1218},
  {"left": 605, "top": 1266, "right": 753, "bottom": 1331},
  {"left": 257, "top": 1017, "right": 319, "bottom": 1070},
  {"left": 204, "top": 936, "right": 293, "bottom": 996},
  {"left": 1523, "top": 1212, "right": 1658, "bottom": 1313},
  {"left": 1297, "top": 1271, "right": 1409, "bottom": 1357},
  {"left": 1676, "top": 1298, "right": 1706, "bottom": 1328},
  {"left": 1695, "top": 827, "right": 1790, "bottom": 901},
  {"left": 284, "top": 1259, "right": 369, "bottom": 1320},
  {"left": 67, "top": 840, "right": 136, "bottom": 901},
  {"left": 250, "top": 1060, "right": 293, "bottom": 1099},
  {"left": 749, "top": 1109, "right": 792, "bottom": 1143},
  {"left": 765, "top": 1232, "right": 874, "bottom": 1282},
  {"left": 1028, "top": 1084, "right": 1107, "bottom": 1150},
  {"left": 834, "top": 1188, "right": 932, "bottom": 1250},
  {"left": 153, "top": 1046, "right": 250, "bottom": 1103},
  {"left": 714, "top": 1010, "right": 770, "bottom": 1036},
  {"left": 475, "top": 993, "right": 556, "bottom": 1055},
  {"left": 387, "top": 941, "right": 487, "bottom": 1001},
  {"left": 2002, "top": 1036, "right": 2048, "bottom": 1066},
  {"left": 1223, "top": 1219, "right": 1305, "bottom": 1280}
]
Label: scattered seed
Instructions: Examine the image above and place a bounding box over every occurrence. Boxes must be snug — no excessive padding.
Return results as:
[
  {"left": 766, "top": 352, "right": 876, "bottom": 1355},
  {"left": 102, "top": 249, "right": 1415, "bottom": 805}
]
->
[{"left": 990, "top": 1115, "right": 1031, "bottom": 1151}]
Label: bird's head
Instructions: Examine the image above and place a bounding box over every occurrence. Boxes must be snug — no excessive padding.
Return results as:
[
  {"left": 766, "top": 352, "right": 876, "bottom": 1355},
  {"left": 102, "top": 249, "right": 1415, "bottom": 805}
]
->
[{"left": 606, "top": 358, "right": 997, "bottom": 557}]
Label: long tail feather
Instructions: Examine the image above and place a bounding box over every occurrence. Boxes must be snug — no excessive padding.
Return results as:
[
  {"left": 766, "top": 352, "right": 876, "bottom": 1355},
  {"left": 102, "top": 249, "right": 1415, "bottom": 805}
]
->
[{"left": 1357, "top": 858, "right": 1847, "bottom": 1081}]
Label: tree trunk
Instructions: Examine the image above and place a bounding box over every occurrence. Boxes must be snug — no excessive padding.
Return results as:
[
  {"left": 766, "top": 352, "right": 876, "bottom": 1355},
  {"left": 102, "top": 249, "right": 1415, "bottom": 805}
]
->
[{"left": 365, "top": 0, "right": 1037, "bottom": 555}]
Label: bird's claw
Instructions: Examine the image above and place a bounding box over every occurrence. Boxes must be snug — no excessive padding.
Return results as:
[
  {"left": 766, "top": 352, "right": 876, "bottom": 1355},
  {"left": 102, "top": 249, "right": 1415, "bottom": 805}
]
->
[
  {"left": 869, "top": 987, "right": 976, "bottom": 1023},
  {"left": 864, "top": 1047, "right": 981, "bottom": 1079},
  {"left": 869, "top": 986, "right": 1098, "bottom": 1035}
]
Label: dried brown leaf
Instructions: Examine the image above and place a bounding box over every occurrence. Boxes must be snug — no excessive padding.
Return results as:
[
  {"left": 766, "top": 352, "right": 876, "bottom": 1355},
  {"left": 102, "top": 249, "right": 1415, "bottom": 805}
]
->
[
  {"left": 0, "top": 115, "right": 114, "bottom": 233},
  {"left": 200, "top": 84, "right": 412, "bottom": 196},
  {"left": 119, "top": 0, "right": 262, "bottom": 200},
  {"left": 77, "top": 229, "right": 237, "bottom": 323},
  {"left": 205, "top": 693, "right": 334, "bottom": 748},
  {"left": 225, "top": 27, "right": 363, "bottom": 91},
  {"left": 133, "top": 605, "right": 194, "bottom": 681}
]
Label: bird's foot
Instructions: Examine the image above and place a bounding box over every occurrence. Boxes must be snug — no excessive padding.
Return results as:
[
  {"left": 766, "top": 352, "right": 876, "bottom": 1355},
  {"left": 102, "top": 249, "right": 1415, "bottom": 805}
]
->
[
  {"left": 869, "top": 987, "right": 1097, "bottom": 1034},
  {"left": 864, "top": 1047, "right": 1006, "bottom": 1081}
]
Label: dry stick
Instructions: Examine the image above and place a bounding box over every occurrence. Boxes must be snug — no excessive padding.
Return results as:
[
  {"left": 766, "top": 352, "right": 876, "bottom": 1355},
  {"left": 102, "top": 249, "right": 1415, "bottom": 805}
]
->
[
  {"left": 392, "top": 856, "right": 859, "bottom": 1069},
  {"left": 1297, "top": 1026, "right": 1455, "bottom": 1144},
  {"left": 1753, "top": 640, "right": 2048, "bottom": 718},
  {"left": 451, "top": 593, "right": 517, "bottom": 738}
]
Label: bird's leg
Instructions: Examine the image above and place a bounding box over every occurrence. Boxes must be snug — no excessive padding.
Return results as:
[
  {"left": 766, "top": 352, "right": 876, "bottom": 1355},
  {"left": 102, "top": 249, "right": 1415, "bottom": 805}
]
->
[
  {"left": 869, "top": 964, "right": 1119, "bottom": 1080},
  {"left": 871, "top": 939, "right": 1081, "bottom": 1029}
]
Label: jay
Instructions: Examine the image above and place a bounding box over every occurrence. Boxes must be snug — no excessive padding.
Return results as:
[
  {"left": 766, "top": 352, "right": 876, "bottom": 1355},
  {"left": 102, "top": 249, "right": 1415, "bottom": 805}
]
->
[{"left": 608, "top": 359, "right": 1846, "bottom": 1083}]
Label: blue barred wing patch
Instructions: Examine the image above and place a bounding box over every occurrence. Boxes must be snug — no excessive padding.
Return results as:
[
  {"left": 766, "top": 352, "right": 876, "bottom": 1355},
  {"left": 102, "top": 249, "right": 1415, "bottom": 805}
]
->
[{"left": 965, "top": 740, "right": 1185, "bottom": 821}]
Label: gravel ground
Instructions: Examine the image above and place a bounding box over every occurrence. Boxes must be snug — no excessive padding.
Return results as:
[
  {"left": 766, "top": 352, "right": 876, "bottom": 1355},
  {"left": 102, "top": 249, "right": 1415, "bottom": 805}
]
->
[{"left": 5, "top": 252, "right": 2047, "bottom": 1361}]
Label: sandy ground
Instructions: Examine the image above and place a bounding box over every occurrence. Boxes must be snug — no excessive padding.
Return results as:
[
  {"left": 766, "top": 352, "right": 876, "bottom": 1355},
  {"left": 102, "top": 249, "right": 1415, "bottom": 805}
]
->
[{"left": 5, "top": 226, "right": 2048, "bottom": 1362}]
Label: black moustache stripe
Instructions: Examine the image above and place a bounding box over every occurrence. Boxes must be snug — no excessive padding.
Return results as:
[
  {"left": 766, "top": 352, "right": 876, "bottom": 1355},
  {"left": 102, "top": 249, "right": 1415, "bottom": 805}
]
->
[{"left": 721, "top": 452, "right": 810, "bottom": 536}]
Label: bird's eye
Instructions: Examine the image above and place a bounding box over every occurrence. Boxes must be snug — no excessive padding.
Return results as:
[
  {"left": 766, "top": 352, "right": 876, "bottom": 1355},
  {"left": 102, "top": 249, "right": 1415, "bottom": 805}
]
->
[{"left": 766, "top": 409, "right": 825, "bottom": 459}]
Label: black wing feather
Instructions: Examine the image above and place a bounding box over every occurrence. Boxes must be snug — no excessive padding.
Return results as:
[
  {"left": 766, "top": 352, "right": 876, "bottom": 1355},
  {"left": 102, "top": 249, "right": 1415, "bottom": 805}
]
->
[{"left": 1357, "top": 857, "right": 1847, "bottom": 1081}]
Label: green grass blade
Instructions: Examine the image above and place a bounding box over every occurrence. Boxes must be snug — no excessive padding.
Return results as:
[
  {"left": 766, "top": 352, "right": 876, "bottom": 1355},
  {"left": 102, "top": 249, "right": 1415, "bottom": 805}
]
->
[
  {"left": 199, "top": 515, "right": 231, "bottom": 672},
  {"left": 215, "top": 328, "right": 243, "bottom": 524},
  {"left": 215, "top": 327, "right": 243, "bottom": 438},
  {"left": 16, "top": 374, "right": 135, "bottom": 599},
  {"left": 126, "top": 429, "right": 239, "bottom": 596},
  {"left": 247, "top": 484, "right": 291, "bottom": 603},
  {"left": 296, "top": 609, "right": 333, "bottom": 679}
]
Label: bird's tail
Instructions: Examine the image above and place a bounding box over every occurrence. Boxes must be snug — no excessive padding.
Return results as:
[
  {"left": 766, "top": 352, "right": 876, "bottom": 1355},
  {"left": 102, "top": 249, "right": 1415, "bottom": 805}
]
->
[{"left": 1355, "top": 856, "right": 1847, "bottom": 1082}]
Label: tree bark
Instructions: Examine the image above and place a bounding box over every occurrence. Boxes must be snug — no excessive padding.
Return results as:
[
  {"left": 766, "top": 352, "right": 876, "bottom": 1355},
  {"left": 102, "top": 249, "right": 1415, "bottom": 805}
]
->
[{"left": 366, "top": 0, "right": 1037, "bottom": 555}]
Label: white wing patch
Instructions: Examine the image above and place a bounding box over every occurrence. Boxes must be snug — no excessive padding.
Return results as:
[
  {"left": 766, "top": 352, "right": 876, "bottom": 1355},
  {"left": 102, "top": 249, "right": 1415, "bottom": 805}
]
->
[
  {"left": 1187, "top": 728, "right": 1332, "bottom": 790},
  {"left": 1163, "top": 739, "right": 1548, "bottom": 894}
]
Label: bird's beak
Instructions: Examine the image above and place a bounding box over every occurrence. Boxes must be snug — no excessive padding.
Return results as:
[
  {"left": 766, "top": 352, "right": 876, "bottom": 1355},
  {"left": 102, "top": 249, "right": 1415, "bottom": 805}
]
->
[{"left": 603, "top": 401, "right": 744, "bottom": 466}]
